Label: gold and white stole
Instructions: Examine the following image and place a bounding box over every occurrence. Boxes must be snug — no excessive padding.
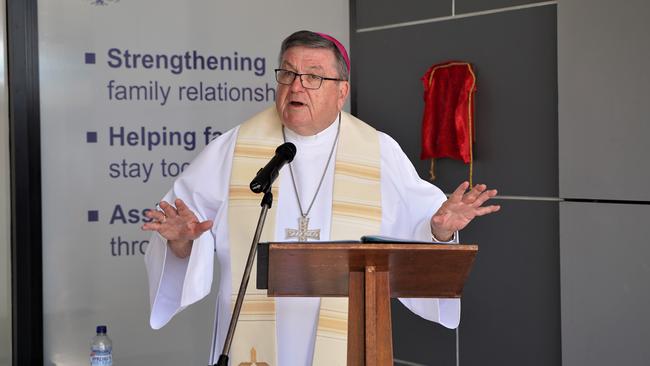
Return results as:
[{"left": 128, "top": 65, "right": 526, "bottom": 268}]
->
[{"left": 227, "top": 106, "right": 381, "bottom": 365}]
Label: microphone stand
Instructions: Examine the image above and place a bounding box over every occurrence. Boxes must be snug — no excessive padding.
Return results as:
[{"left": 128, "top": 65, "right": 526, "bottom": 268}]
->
[{"left": 214, "top": 188, "right": 273, "bottom": 366}]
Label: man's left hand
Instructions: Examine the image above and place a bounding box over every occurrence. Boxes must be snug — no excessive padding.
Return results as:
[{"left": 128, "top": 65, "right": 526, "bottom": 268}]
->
[{"left": 430, "top": 181, "right": 500, "bottom": 241}]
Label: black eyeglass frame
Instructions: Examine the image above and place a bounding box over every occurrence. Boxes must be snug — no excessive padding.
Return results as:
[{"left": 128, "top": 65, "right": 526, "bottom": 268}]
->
[{"left": 274, "top": 68, "right": 347, "bottom": 90}]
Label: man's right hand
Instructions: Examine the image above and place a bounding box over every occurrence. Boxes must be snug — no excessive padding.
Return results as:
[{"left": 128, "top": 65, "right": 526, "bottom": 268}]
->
[{"left": 142, "top": 198, "right": 213, "bottom": 258}]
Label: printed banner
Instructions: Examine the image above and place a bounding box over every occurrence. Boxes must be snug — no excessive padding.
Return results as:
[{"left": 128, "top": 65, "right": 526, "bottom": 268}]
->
[{"left": 38, "top": 1, "right": 348, "bottom": 364}]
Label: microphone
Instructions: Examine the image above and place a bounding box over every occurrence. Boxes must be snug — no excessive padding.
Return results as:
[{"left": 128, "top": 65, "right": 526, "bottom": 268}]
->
[{"left": 249, "top": 142, "right": 296, "bottom": 193}]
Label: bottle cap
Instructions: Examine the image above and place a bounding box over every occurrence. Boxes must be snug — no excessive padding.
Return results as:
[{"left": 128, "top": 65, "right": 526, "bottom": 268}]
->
[{"left": 96, "top": 325, "right": 107, "bottom": 334}]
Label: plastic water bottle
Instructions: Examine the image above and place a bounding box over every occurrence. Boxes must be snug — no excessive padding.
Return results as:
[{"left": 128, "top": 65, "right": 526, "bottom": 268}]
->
[{"left": 90, "top": 325, "right": 113, "bottom": 366}]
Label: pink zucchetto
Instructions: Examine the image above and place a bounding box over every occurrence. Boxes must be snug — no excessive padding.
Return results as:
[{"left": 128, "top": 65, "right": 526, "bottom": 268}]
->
[{"left": 315, "top": 32, "right": 350, "bottom": 73}]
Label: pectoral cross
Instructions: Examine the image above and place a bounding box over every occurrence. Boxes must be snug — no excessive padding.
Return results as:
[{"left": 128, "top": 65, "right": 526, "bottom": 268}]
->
[{"left": 285, "top": 216, "right": 320, "bottom": 241}]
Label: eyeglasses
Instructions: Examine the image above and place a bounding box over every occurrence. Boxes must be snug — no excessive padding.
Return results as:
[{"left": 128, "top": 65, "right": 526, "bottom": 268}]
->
[{"left": 274, "top": 69, "right": 346, "bottom": 90}]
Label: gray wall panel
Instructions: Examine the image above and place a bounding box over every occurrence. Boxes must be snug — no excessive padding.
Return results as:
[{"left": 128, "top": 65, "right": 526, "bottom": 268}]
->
[
  {"left": 456, "top": 0, "right": 550, "bottom": 14},
  {"left": 560, "top": 202, "right": 650, "bottom": 366},
  {"left": 391, "top": 300, "right": 456, "bottom": 365},
  {"left": 354, "top": 5, "right": 558, "bottom": 197},
  {"left": 558, "top": 0, "right": 650, "bottom": 201},
  {"left": 459, "top": 199, "right": 560, "bottom": 366},
  {"left": 387, "top": 198, "right": 560, "bottom": 366},
  {"left": 356, "top": 0, "right": 451, "bottom": 29}
]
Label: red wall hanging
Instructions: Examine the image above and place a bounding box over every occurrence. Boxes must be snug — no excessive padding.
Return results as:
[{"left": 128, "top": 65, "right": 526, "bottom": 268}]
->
[{"left": 421, "top": 61, "right": 476, "bottom": 186}]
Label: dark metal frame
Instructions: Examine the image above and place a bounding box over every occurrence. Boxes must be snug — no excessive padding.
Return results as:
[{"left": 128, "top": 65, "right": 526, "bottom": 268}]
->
[{"left": 7, "top": 0, "right": 43, "bottom": 364}]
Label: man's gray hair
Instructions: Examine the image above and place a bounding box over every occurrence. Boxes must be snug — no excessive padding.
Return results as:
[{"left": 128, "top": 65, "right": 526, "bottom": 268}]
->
[{"left": 279, "top": 30, "right": 349, "bottom": 81}]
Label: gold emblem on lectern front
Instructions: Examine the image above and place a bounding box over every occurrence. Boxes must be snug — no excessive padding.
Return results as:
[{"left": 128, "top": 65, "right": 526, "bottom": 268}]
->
[{"left": 238, "top": 347, "right": 270, "bottom": 366}]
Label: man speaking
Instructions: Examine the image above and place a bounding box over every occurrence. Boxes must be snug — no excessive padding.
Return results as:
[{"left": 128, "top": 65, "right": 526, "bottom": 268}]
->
[{"left": 142, "top": 30, "right": 499, "bottom": 365}]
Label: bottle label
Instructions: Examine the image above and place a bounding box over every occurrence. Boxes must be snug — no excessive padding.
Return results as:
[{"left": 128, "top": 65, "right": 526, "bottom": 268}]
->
[{"left": 90, "top": 349, "right": 113, "bottom": 366}]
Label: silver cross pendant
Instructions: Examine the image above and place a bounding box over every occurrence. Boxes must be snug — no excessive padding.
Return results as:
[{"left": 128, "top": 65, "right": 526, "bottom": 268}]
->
[{"left": 285, "top": 216, "right": 320, "bottom": 241}]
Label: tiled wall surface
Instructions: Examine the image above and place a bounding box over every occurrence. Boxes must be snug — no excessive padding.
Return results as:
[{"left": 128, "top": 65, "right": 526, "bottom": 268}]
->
[
  {"left": 558, "top": 1, "right": 650, "bottom": 365},
  {"left": 351, "top": 1, "right": 560, "bottom": 365}
]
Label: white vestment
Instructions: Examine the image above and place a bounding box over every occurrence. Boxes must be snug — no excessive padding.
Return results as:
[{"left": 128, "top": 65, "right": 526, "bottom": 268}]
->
[{"left": 145, "top": 118, "right": 461, "bottom": 366}]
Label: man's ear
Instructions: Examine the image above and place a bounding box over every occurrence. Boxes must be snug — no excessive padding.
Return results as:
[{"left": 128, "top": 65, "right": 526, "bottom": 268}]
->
[{"left": 337, "top": 81, "right": 350, "bottom": 108}]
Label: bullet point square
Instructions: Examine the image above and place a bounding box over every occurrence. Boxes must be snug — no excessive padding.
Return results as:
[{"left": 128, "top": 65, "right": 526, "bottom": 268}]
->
[
  {"left": 88, "top": 210, "right": 99, "bottom": 222},
  {"left": 85, "top": 52, "right": 96, "bottom": 64},
  {"left": 86, "top": 131, "right": 97, "bottom": 143}
]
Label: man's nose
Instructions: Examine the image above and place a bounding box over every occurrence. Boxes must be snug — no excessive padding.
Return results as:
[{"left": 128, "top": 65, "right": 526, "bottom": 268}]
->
[{"left": 290, "top": 75, "right": 305, "bottom": 92}]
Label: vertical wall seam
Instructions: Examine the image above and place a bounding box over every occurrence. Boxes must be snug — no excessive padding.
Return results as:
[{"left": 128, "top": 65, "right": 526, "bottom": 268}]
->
[{"left": 456, "top": 327, "right": 460, "bottom": 366}]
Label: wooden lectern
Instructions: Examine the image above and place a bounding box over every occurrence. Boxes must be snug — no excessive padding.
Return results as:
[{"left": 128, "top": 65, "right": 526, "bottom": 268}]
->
[{"left": 257, "top": 242, "right": 477, "bottom": 366}]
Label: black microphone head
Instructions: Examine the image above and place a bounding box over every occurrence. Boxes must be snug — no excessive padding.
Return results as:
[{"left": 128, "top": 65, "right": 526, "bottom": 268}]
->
[
  {"left": 276, "top": 142, "right": 297, "bottom": 163},
  {"left": 249, "top": 142, "right": 297, "bottom": 193}
]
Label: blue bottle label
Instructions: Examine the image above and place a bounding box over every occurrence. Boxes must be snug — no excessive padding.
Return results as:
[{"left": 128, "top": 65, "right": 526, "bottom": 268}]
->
[{"left": 90, "top": 349, "right": 112, "bottom": 366}]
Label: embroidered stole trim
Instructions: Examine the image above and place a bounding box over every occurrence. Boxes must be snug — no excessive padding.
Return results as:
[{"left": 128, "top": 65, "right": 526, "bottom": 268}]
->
[{"left": 227, "top": 106, "right": 381, "bottom": 365}]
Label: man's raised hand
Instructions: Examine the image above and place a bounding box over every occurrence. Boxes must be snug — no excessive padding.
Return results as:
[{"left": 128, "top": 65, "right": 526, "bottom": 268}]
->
[
  {"left": 430, "top": 182, "right": 500, "bottom": 241},
  {"left": 142, "top": 198, "right": 213, "bottom": 258}
]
